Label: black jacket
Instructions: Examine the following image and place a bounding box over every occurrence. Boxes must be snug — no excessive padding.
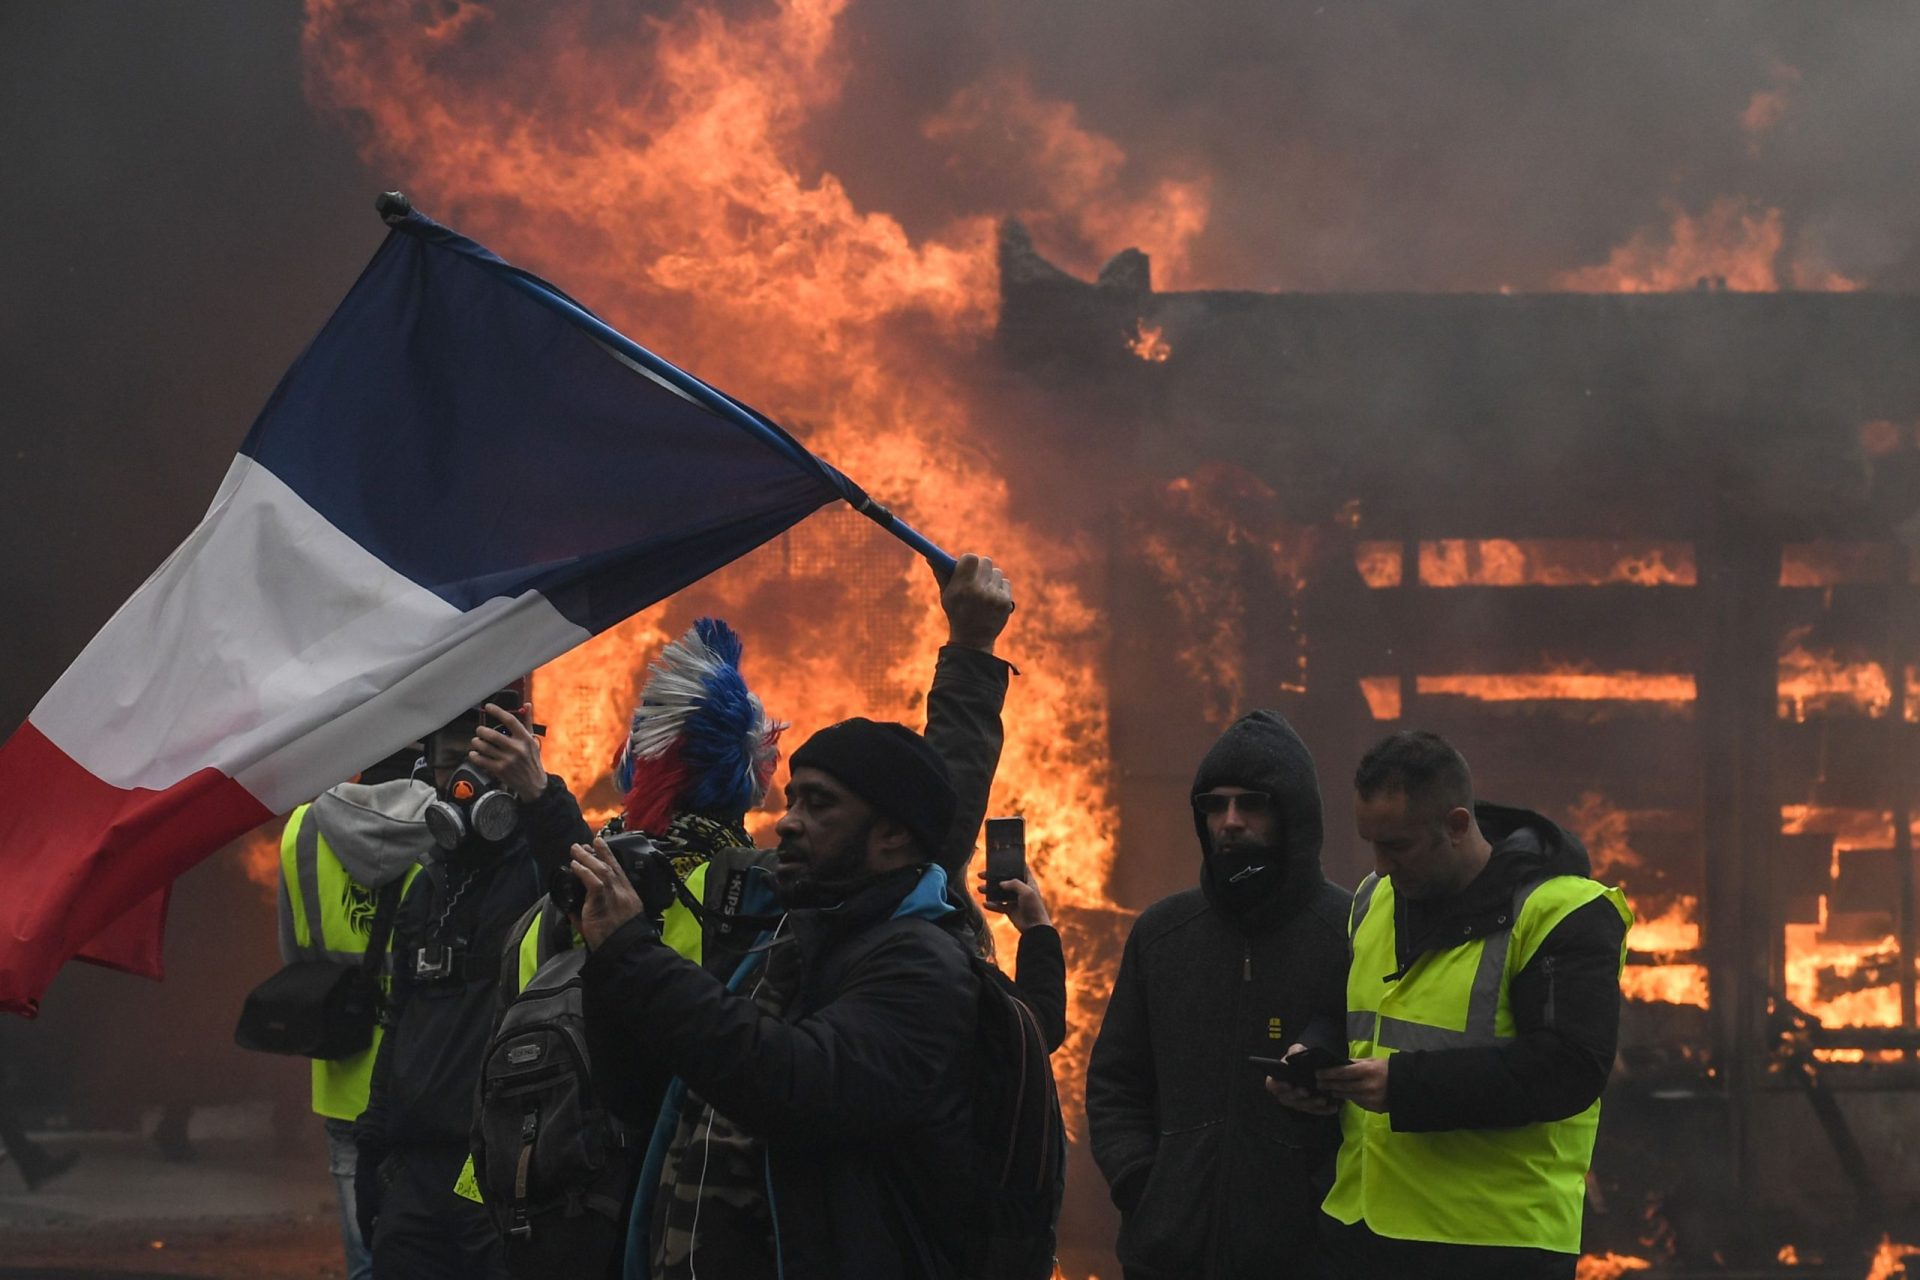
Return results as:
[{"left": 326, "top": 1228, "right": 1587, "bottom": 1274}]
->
[
  {"left": 584, "top": 642, "right": 1015, "bottom": 1132},
  {"left": 358, "top": 775, "right": 590, "bottom": 1149},
  {"left": 582, "top": 866, "right": 977, "bottom": 1280},
  {"left": 1086, "top": 711, "right": 1352, "bottom": 1280},
  {"left": 1013, "top": 925, "right": 1067, "bottom": 1053},
  {"left": 1380, "top": 802, "right": 1627, "bottom": 1133}
]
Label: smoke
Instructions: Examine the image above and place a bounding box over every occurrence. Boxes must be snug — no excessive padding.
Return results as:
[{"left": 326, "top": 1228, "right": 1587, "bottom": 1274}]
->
[
  {"left": 805, "top": 0, "right": 1920, "bottom": 290},
  {"left": 8, "top": 0, "right": 1920, "bottom": 1149}
]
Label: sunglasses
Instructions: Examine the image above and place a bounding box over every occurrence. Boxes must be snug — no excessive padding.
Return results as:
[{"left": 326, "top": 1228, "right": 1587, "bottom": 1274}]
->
[{"left": 1192, "top": 790, "right": 1274, "bottom": 816}]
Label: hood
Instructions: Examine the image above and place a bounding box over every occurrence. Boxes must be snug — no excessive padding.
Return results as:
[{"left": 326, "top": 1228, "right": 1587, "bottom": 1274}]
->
[
  {"left": 1386, "top": 801, "right": 1593, "bottom": 972},
  {"left": 310, "top": 778, "right": 437, "bottom": 887},
  {"left": 1190, "top": 710, "right": 1327, "bottom": 927},
  {"left": 1475, "top": 801, "right": 1591, "bottom": 886}
]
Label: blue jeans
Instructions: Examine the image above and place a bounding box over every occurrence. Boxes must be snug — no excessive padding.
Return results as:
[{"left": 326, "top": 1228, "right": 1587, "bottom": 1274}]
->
[{"left": 325, "top": 1117, "right": 373, "bottom": 1280}]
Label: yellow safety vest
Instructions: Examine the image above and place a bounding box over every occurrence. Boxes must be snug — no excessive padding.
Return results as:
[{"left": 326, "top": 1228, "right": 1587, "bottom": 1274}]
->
[
  {"left": 1321, "top": 870, "right": 1631, "bottom": 1254},
  {"left": 280, "top": 804, "right": 421, "bottom": 1122}
]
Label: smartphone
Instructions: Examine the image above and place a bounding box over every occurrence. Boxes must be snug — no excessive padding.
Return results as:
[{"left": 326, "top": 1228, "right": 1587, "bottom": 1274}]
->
[
  {"left": 983, "top": 816, "right": 1027, "bottom": 906},
  {"left": 1250, "top": 1046, "right": 1351, "bottom": 1093}
]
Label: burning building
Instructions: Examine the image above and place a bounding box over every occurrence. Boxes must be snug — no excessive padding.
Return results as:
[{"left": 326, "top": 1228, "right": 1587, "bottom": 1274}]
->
[{"left": 991, "top": 223, "right": 1920, "bottom": 1269}]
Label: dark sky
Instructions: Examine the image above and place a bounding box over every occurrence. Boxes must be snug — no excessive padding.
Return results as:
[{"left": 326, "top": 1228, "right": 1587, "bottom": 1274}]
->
[{"left": 8, "top": 2, "right": 1920, "bottom": 734}]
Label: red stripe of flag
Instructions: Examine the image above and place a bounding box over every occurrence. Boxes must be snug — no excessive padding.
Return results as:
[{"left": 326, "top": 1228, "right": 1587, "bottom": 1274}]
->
[{"left": 0, "top": 721, "right": 271, "bottom": 1016}]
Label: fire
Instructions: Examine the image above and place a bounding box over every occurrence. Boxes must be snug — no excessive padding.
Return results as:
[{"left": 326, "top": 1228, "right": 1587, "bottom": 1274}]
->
[
  {"left": 1777, "top": 805, "right": 1916, "bottom": 1031},
  {"left": 921, "top": 73, "right": 1211, "bottom": 288},
  {"left": 1353, "top": 540, "right": 1403, "bottom": 588},
  {"left": 1575, "top": 1253, "right": 1651, "bottom": 1279},
  {"left": 1357, "top": 676, "right": 1402, "bottom": 721},
  {"left": 1354, "top": 539, "right": 1696, "bottom": 588},
  {"left": 1131, "top": 467, "right": 1314, "bottom": 725},
  {"left": 1126, "top": 320, "right": 1171, "bottom": 363},
  {"left": 1619, "top": 898, "right": 1708, "bottom": 1007},
  {"left": 1555, "top": 196, "right": 1859, "bottom": 293},
  {"left": 236, "top": 825, "right": 287, "bottom": 902},
  {"left": 302, "top": 0, "right": 1216, "bottom": 1131},
  {"left": 1416, "top": 669, "right": 1696, "bottom": 705},
  {"left": 1563, "top": 793, "right": 1707, "bottom": 1006},
  {"left": 1417, "top": 539, "right": 1695, "bottom": 588},
  {"left": 1740, "top": 61, "right": 1801, "bottom": 156},
  {"left": 1778, "top": 628, "right": 1895, "bottom": 722},
  {"left": 1868, "top": 1237, "right": 1920, "bottom": 1280},
  {"left": 1780, "top": 541, "right": 1913, "bottom": 588}
]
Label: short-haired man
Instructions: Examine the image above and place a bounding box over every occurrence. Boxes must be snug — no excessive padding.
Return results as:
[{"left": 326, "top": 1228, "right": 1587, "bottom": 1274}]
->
[
  {"left": 567, "top": 717, "right": 980, "bottom": 1280},
  {"left": 1271, "top": 729, "right": 1631, "bottom": 1280},
  {"left": 1086, "top": 710, "right": 1352, "bottom": 1278}
]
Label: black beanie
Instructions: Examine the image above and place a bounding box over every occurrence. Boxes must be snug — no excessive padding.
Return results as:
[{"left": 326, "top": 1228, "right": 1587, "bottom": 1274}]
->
[{"left": 790, "top": 718, "right": 957, "bottom": 859}]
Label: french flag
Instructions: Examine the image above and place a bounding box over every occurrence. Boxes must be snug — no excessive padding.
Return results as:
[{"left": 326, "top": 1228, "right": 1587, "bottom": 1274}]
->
[{"left": 0, "top": 200, "right": 916, "bottom": 1015}]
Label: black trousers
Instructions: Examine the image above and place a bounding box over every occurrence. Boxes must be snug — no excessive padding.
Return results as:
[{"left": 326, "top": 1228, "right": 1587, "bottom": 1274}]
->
[
  {"left": 1315, "top": 1214, "right": 1576, "bottom": 1280},
  {"left": 371, "top": 1145, "right": 508, "bottom": 1280}
]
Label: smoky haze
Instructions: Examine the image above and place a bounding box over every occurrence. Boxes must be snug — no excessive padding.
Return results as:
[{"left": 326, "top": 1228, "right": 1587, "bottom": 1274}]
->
[{"left": 2, "top": 0, "right": 1917, "bottom": 1146}]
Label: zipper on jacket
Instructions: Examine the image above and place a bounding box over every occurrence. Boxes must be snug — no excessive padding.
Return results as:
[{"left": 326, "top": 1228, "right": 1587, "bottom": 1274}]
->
[
  {"left": 1243, "top": 941, "right": 1252, "bottom": 982},
  {"left": 1543, "top": 955, "right": 1557, "bottom": 1028}
]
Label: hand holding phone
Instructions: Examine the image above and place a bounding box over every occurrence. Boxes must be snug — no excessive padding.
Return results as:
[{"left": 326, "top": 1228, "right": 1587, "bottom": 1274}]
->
[
  {"left": 1250, "top": 1046, "right": 1351, "bottom": 1095},
  {"left": 983, "top": 816, "right": 1026, "bottom": 907}
]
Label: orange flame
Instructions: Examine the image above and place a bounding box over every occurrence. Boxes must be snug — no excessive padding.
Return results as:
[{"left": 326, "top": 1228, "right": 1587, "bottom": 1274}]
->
[
  {"left": 236, "top": 825, "right": 287, "bottom": 903},
  {"left": 1417, "top": 539, "right": 1696, "bottom": 588},
  {"left": 1353, "top": 540, "right": 1403, "bottom": 588},
  {"left": 1564, "top": 793, "right": 1706, "bottom": 1007},
  {"left": 1868, "top": 1236, "right": 1920, "bottom": 1280},
  {"left": 1127, "top": 320, "right": 1171, "bottom": 363},
  {"left": 1781, "top": 540, "right": 1915, "bottom": 588},
  {"left": 1416, "top": 669, "right": 1696, "bottom": 704},
  {"left": 1575, "top": 1253, "right": 1652, "bottom": 1279},
  {"left": 302, "top": 0, "right": 1220, "bottom": 1132},
  {"left": 1778, "top": 628, "right": 1895, "bottom": 722},
  {"left": 1555, "top": 196, "right": 1858, "bottom": 293},
  {"left": 1129, "top": 467, "right": 1315, "bottom": 725},
  {"left": 1357, "top": 676, "right": 1402, "bottom": 721}
]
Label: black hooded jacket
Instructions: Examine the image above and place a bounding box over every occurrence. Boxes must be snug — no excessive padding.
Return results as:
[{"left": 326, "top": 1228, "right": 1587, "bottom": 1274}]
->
[
  {"left": 358, "top": 775, "right": 591, "bottom": 1149},
  {"left": 1086, "top": 712, "right": 1352, "bottom": 1280},
  {"left": 1377, "top": 802, "right": 1627, "bottom": 1133}
]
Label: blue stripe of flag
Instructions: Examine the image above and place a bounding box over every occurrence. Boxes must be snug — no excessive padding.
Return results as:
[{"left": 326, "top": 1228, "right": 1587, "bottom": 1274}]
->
[{"left": 239, "top": 212, "right": 847, "bottom": 630}]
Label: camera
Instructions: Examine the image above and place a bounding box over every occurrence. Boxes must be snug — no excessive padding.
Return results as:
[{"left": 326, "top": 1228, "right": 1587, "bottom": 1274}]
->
[{"left": 548, "top": 831, "right": 679, "bottom": 920}]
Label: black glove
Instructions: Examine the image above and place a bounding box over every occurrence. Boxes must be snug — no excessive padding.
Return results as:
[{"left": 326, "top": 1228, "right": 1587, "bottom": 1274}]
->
[{"left": 353, "top": 1143, "right": 389, "bottom": 1247}]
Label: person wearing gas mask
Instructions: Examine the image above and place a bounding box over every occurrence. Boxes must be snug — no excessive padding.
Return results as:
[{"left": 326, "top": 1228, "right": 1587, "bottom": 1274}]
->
[
  {"left": 1086, "top": 710, "right": 1352, "bottom": 1279},
  {"left": 352, "top": 684, "right": 590, "bottom": 1280}
]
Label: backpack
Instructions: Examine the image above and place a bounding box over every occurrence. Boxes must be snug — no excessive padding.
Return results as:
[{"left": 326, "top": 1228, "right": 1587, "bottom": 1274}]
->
[
  {"left": 964, "top": 953, "right": 1067, "bottom": 1280},
  {"left": 471, "top": 943, "right": 637, "bottom": 1280}
]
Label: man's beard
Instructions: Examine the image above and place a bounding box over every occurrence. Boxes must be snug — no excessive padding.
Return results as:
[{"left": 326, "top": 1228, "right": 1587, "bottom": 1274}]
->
[
  {"left": 1207, "top": 835, "right": 1285, "bottom": 913},
  {"left": 772, "top": 818, "right": 876, "bottom": 909}
]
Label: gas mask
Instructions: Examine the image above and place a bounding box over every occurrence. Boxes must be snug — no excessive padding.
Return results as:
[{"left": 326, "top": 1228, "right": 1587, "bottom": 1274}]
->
[
  {"left": 420, "top": 688, "right": 539, "bottom": 850},
  {"left": 425, "top": 759, "right": 520, "bottom": 849}
]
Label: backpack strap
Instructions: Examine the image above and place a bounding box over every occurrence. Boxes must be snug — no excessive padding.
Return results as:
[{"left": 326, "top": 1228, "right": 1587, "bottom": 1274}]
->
[
  {"left": 501, "top": 900, "right": 544, "bottom": 996},
  {"left": 509, "top": 1109, "right": 538, "bottom": 1241}
]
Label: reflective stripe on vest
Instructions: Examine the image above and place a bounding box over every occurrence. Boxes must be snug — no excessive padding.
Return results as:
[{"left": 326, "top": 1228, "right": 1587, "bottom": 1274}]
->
[
  {"left": 283, "top": 809, "right": 372, "bottom": 967},
  {"left": 1325, "top": 870, "right": 1631, "bottom": 1254},
  {"left": 280, "top": 805, "right": 419, "bottom": 1121}
]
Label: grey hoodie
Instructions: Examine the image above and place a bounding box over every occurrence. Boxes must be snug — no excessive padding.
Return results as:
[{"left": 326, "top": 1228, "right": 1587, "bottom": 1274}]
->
[{"left": 276, "top": 779, "right": 436, "bottom": 962}]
